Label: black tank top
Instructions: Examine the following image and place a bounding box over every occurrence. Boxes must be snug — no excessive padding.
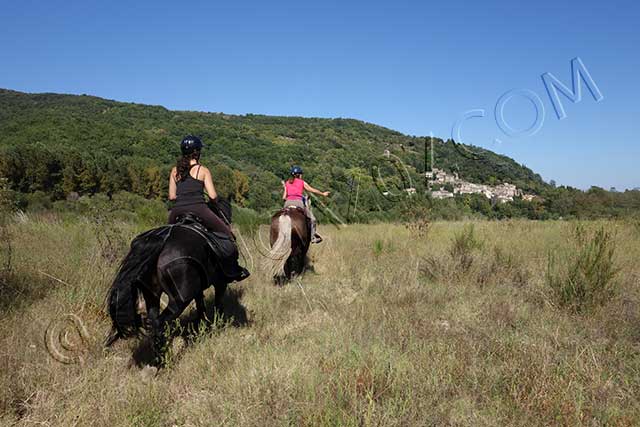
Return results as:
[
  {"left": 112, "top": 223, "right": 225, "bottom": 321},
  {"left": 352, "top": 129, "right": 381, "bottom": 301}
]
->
[{"left": 174, "top": 164, "right": 205, "bottom": 207}]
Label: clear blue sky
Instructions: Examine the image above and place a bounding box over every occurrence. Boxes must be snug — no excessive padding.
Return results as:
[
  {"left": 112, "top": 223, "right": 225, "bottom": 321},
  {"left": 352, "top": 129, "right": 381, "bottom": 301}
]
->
[{"left": 1, "top": 0, "right": 639, "bottom": 190}]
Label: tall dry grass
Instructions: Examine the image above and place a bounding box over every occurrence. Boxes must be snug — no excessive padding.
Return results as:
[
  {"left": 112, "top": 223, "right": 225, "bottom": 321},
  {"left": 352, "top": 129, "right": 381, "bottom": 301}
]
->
[{"left": 0, "top": 216, "right": 639, "bottom": 426}]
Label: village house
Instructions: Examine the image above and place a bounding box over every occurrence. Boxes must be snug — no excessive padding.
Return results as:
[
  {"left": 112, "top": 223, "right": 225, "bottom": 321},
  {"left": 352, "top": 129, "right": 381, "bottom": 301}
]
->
[{"left": 430, "top": 189, "right": 454, "bottom": 199}]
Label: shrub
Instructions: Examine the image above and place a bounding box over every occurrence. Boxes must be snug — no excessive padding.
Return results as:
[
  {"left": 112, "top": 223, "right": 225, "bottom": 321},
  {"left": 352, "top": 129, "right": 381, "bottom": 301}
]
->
[
  {"left": 373, "top": 239, "right": 384, "bottom": 257},
  {"left": 0, "top": 178, "right": 12, "bottom": 215},
  {"left": 52, "top": 192, "right": 167, "bottom": 226},
  {"left": 429, "top": 199, "right": 468, "bottom": 221},
  {"left": 134, "top": 200, "right": 166, "bottom": 226},
  {"left": 546, "top": 225, "right": 619, "bottom": 312},
  {"left": 232, "top": 205, "right": 264, "bottom": 236},
  {"left": 405, "top": 218, "right": 431, "bottom": 238},
  {"left": 91, "top": 214, "right": 128, "bottom": 264},
  {"left": 450, "top": 224, "right": 483, "bottom": 271},
  {"left": 402, "top": 201, "right": 431, "bottom": 238},
  {"left": 632, "top": 217, "right": 640, "bottom": 236},
  {"left": 477, "top": 245, "right": 529, "bottom": 288},
  {"left": 23, "top": 191, "right": 53, "bottom": 211},
  {"left": 0, "top": 179, "right": 13, "bottom": 291}
]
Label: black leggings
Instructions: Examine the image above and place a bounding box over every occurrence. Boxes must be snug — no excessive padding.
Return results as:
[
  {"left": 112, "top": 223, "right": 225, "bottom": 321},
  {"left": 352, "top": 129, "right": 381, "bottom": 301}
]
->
[{"left": 169, "top": 204, "right": 231, "bottom": 235}]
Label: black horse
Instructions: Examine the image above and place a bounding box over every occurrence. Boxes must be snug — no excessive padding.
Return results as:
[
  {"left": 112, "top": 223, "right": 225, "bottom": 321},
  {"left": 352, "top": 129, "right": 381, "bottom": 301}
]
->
[{"left": 105, "top": 201, "right": 240, "bottom": 364}]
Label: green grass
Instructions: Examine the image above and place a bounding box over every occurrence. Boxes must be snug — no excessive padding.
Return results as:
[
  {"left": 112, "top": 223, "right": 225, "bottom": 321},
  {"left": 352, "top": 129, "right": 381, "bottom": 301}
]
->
[{"left": 1, "top": 216, "right": 639, "bottom": 426}]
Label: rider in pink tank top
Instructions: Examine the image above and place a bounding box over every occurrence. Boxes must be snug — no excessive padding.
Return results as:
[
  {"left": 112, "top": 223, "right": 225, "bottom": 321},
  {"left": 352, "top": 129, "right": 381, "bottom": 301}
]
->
[
  {"left": 282, "top": 166, "right": 331, "bottom": 243},
  {"left": 285, "top": 178, "right": 305, "bottom": 201}
]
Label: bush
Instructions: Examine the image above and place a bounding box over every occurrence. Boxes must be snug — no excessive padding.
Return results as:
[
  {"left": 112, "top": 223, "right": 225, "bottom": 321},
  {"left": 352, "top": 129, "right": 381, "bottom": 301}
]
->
[
  {"left": 450, "top": 223, "right": 483, "bottom": 271},
  {"left": 0, "top": 179, "right": 13, "bottom": 291},
  {"left": 373, "top": 239, "right": 384, "bottom": 257},
  {"left": 23, "top": 191, "right": 53, "bottom": 212},
  {"left": 401, "top": 199, "right": 431, "bottom": 237},
  {"left": 134, "top": 200, "right": 167, "bottom": 226},
  {"left": 232, "top": 205, "right": 264, "bottom": 236},
  {"left": 51, "top": 192, "right": 167, "bottom": 226},
  {"left": 632, "top": 217, "right": 640, "bottom": 237},
  {"left": 429, "top": 199, "right": 470, "bottom": 221},
  {"left": 546, "top": 225, "right": 619, "bottom": 312}
]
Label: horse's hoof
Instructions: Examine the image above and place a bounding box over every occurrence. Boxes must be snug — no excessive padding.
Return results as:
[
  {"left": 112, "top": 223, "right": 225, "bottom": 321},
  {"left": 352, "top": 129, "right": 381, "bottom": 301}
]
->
[{"left": 140, "top": 365, "right": 158, "bottom": 383}]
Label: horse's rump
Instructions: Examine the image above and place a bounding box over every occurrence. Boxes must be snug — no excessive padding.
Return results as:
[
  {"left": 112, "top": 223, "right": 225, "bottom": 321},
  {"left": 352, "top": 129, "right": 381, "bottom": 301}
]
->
[
  {"left": 265, "top": 208, "right": 311, "bottom": 279},
  {"left": 274, "top": 207, "right": 309, "bottom": 239}
]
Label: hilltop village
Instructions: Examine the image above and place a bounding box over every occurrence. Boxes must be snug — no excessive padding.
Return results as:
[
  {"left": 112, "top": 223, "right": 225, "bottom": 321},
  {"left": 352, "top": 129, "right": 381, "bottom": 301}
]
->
[{"left": 426, "top": 168, "right": 536, "bottom": 203}]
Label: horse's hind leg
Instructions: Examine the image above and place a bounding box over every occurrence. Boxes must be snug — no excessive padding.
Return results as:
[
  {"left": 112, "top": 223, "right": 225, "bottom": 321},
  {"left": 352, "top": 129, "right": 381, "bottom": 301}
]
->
[
  {"left": 195, "top": 292, "right": 209, "bottom": 328},
  {"left": 153, "top": 298, "right": 190, "bottom": 364},
  {"left": 140, "top": 287, "right": 162, "bottom": 365},
  {"left": 154, "top": 259, "right": 206, "bottom": 364},
  {"left": 213, "top": 282, "right": 228, "bottom": 319}
]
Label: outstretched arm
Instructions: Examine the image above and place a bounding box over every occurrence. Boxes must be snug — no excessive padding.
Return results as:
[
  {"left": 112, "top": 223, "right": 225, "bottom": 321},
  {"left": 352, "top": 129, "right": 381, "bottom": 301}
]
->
[
  {"left": 168, "top": 168, "right": 177, "bottom": 201},
  {"left": 303, "top": 181, "right": 330, "bottom": 197}
]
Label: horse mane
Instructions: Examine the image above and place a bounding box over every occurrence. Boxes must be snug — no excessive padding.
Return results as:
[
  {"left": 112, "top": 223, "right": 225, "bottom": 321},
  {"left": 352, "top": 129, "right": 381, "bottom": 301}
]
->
[
  {"left": 107, "top": 227, "right": 172, "bottom": 338},
  {"left": 207, "top": 197, "right": 233, "bottom": 225}
]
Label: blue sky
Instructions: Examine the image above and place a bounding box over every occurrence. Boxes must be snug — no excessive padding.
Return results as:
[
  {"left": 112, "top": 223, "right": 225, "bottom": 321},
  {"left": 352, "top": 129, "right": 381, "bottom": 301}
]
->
[{"left": 1, "top": 0, "right": 639, "bottom": 189}]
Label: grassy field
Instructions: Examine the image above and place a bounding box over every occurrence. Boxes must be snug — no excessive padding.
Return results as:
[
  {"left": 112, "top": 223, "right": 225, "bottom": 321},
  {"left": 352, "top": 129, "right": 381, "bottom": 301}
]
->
[{"left": 1, "top": 215, "right": 639, "bottom": 426}]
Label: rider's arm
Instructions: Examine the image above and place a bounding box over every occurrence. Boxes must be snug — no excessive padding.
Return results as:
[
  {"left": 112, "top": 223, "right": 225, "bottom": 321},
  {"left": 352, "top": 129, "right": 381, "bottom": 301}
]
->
[
  {"left": 168, "top": 168, "right": 177, "bottom": 201},
  {"left": 202, "top": 167, "right": 218, "bottom": 200},
  {"left": 282, "top": 181, "right": 287, "bottom": 200},
  {"left": 303, "top": 181, "right": 330, "bottom": 197}
]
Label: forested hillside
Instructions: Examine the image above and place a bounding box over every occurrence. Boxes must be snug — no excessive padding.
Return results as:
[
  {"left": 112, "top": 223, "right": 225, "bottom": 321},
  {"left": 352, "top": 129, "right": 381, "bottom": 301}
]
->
[
  {"left": 1, "top": 89, "right": 638, "bottom": 220},
  {"left": 0, "top": 90, "right": 544, "bottom": 205}
]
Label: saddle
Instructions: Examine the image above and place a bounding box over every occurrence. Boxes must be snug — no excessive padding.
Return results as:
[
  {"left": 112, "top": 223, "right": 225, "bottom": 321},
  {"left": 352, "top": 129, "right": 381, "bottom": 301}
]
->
[
  {"left": 174, "top": 213, "right": 238, "bottom": 263},
  {"left": 279, "top": 207, "right": 311, "bottom": 233},
  {"left": 168, "top": 213, "right": 247, "bottom": 282},
  {"left": 280, "top": 206, "right": 306, "bottom": 215}
]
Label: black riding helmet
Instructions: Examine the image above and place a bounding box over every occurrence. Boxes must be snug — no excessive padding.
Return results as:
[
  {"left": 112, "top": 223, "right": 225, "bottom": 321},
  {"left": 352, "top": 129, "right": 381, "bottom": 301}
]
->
[
  {"left": 180, "top": 135, "right": 203, "bottom": 155},
  {"left": 290, "top": 165, "right": 303, "bottom": 176}
]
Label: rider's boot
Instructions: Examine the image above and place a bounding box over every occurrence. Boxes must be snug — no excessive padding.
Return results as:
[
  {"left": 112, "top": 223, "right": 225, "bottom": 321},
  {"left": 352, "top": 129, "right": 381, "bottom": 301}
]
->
[
  {"left": 310, "top": 220, "right": 323, "bottom": 244},
  {"left": 225, "top": 258, "right": 250, "bottom": 282},
  {"left": 211, "top": 228, "right": 250, "bottom": 283}
]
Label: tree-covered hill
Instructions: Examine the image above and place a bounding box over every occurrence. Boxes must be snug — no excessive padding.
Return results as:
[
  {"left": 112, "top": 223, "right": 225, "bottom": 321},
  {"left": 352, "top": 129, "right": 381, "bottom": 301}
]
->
[{"left": 0, "top": 88, "right": 549, "bottom": 214}]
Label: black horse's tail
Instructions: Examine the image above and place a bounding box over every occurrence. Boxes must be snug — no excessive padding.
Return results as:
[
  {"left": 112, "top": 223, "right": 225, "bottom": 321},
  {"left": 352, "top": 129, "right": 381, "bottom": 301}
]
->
[{"left": 106, "top": 227, "right": 171, "bottom": 342}]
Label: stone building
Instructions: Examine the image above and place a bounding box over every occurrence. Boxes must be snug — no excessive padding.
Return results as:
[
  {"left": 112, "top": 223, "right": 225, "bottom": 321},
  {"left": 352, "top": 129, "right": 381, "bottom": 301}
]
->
[{"left": 431, "top": 190, "right": 454, "bottom": 199}]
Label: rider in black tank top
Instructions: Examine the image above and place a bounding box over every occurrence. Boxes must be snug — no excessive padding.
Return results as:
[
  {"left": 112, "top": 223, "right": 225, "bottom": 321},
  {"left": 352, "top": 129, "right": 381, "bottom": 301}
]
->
[
  {"left": 169, "top": 163, "right": 230, "bottom": 235},
  {"left": 167, "top": 135, "right": 249, "bottom": 282},
  {"left": 168, "top": 139, "right": 230, "bottom": 235},
  {"left": 174, "top": 164, "right": 206, "bottom": 207}
]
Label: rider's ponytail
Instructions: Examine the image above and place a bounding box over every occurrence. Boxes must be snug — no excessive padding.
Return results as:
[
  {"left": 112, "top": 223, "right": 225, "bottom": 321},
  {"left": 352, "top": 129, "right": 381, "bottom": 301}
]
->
[
  {"left": 288, "top": 173, "right": 301, "bottom": 184},
  {"left": 176, "top": 150, "right": 201, "bottom": 182}
]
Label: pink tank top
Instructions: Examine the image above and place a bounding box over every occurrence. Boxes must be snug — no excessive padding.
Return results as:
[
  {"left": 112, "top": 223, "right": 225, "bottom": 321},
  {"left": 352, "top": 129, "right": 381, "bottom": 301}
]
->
[{"left": 285, "top": 178, "right": 305, "bottom": 201}]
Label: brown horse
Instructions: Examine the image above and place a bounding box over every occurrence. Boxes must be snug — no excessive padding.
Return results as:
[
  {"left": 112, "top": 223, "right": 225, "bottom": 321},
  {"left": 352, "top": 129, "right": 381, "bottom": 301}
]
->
[{"left": 265, "top": 207, "right": 311, "bottom": 283}]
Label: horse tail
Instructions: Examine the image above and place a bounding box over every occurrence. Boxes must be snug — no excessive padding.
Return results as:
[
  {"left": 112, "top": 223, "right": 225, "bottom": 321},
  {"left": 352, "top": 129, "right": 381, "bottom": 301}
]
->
[
  {"left": 265, "top": 214, "right": 292, "bottom": 277},
  {"left": 106, "top": 228, "right": 169, "bottom": 342}
]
